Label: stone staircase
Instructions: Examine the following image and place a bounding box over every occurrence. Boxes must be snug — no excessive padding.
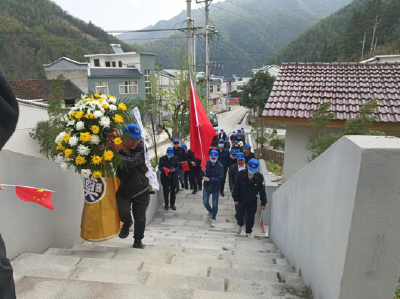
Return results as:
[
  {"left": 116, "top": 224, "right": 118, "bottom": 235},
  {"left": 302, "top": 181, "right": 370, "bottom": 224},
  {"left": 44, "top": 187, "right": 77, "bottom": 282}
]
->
[{"left": 13, "top": 183, "right": 311, "bottom": 299}]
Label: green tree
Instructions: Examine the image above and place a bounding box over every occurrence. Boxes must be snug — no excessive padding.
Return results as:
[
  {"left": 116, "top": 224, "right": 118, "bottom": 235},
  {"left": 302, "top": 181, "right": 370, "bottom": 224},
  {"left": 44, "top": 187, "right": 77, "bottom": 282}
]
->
[{"left": 240, "top": 71, "right": 275, "bottom": 111}]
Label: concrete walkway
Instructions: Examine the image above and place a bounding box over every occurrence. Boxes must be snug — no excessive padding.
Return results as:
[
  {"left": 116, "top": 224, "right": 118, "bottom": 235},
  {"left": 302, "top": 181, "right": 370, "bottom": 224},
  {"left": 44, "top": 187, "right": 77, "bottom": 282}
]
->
[{"left": 13, "top": 182, "right": 310, "bottom": 299}]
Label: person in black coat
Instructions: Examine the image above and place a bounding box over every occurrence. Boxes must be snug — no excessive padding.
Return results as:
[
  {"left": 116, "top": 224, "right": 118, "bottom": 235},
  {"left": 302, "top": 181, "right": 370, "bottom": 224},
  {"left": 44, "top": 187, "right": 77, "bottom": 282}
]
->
[
  {"left": 117, "top": 124, "right": 149, "bottom": 249},
  {"left": 159, "top": 147, "right": 179, "bottom": 211},
  {"left": 0, "top": 70, "right": 18, "bottom": 299},
  {"left": 229, "top": 152, "right": 247, "bottom": 194},
  {"left": 244, "top": 144, "right": 256, "bottom": 163},
  {"left": 230, "top": 131, "right": 237, "bottom": 143},
  {"left": 203, "top": 150, "right": 224, "bottom": 228},
  {"left": 187, "top": 148, "right": 203, "bottom": 194},
  {"left": 216, "top": 139, "right": 230, "bottom": 197},
  {"left": 218, "top": 129, "right": 227, "bottom": 141},
  {"left": 232, "top": 140, "right": 242, "bottom": 152},
  {"left": 228, "top": 149, "right": 239, "bottom": 168},
  {"left": 211, "top": 129, "right": 219, "bottom": 147},
  {"left": 224, "top": 136, "right": 231, "bottom": 150},
  {"left": 181, "top": 144, "right": 190, "bottom": 189},
  {"left": 172, "top": 138, "right": 187, "bottom": 192},
  {"left": 233, "top": 159, "right": 267, "bottom": 238}
]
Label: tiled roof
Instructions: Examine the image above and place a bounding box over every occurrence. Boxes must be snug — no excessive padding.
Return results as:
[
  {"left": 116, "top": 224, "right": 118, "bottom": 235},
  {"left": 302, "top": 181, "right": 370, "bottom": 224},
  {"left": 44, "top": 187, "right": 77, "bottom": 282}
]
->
[
  {"left": 16, "top": 99, "right": 49, "bottom": 108},
  {"left": 9, "top": 79, "right": 83, "bottom": 101},
  {"left": 43, "top": 57, "right": 88, "bottom": 68},
  {"left": 89, "top": 68, "right": 142, "bottom": 77},
  {"left": 262, "top": 62, "right": 400, "bottom": 123}
]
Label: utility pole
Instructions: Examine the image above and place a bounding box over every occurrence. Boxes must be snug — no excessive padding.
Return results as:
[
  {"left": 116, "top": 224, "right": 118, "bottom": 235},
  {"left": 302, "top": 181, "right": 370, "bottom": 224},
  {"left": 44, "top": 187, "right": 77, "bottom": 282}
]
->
[
  {"left": 187, "top": 0, "right": 193, "bottom": 71},
  {"left": 205, "top": 0, "right": 210, "bottom": 108},
  {"left": 370, "top": 16, "right": 379, "bottom": 56},
  {"left": 361, "top": 32, "right": 366, "bottom": 61}
]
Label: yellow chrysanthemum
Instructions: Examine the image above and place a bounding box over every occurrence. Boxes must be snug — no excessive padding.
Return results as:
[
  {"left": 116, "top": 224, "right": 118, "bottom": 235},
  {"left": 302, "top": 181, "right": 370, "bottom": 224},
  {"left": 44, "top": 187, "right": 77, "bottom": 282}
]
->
[
  {"left": 62, "top": 133, "right": 70, "bottom": 143},
  {"left": 64, "top": 149, "right": 73, "bottom": 158},
  {"left": 80, "top": 132, "right": 92, "bottom": 142},
  {"left": 91, "top": 155, "right": 103, "bottom": 165},
  {"left": 94, "top": 94, "right": 100, "bottom": 98},
  {"left": 56, "top": 142, "right": 63, "bottom": 151},
  {"left": 69, "top": 114, "right": 74, "bottom": 120},
  {"left": 103, "top": 150, "right": 114, "bottom": 161},
  {"left": 75, "top": 111, "right": 85, "bottom": 119},
  {"left": 113, "top": 114, "right": 124, "bottom": 123},
  {"left": 92, "top": 171, "right": 102, "bottom": 179},
  {"left": 114, "top": 137, "right": 122, "bottom": 146},
  {"left": 102, "top": 104, "right": 109, "bottom": 110},
  {"left": 108, "top": 95, "right": 116, "bottom": 99},
  {"left": 75, "top": 155, "right": 86, "bottom": 165},
  {"left": 118, "top": 103, "right": 127, "bottom": 111},
  {"left": 91, "top": 125, "right": 100, "bottom": 134}
]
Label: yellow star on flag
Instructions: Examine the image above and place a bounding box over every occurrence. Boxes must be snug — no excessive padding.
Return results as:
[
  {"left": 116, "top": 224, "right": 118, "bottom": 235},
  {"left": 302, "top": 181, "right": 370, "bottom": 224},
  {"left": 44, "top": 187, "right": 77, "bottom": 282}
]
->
[{"left": 37, "top": 189, "right": 44, "bottom": 193}]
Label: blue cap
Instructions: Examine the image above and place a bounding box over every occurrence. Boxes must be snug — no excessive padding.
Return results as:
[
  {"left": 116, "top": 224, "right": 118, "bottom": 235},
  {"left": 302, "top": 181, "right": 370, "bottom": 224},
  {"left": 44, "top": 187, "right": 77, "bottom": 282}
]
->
[
  {"left": 220, "top": 129, "right": 224, "bottom": 132},
  {"left": 234, "top": 140, "right": 239, "bottom": 143},
  {"left": 237, "top": 129, "right": 241, "bottom": 133},
  {"left": 181, "top": 144, "right": 187, "bottom": 149},
  {"left": 237, "top": 134, "right": 241, "bottom": 137},
  {"left": 210, "top": 150, "right": 219, "bottom": 158},
  {"left": 244, "top": 144, "right": 251, "bottom": 149},
  {"left": 230, "top": 149, "right": 237, "bottom": 154},
  {"left": 173, "top": 138, "right": 179, "bottom": 143},
  {"left": 225, "top": 136, "right": 229, "bottom": 139},
  {"left": 124, "top": 124, "right": 143, "bottom": 139},
  {"left": 215, "top": 129, "right": 219, "bottom": 132},
  {"left": 167, "top": 147, "right": 174, "bottom": 157},
  {"left": 237, "top": 152, "right": 245, "bottom": 161},
  {"left": 248, "top": 159, "right": 259, "bottom": 172},
  {"left": 241, "top": 127, "right": 244, "bottom": 130},
  {"left": 233, "top": 131, "right": 236, "bottom": 134},
  {"left": 218, "top": 139, "right": 224, "bottom": 143}
]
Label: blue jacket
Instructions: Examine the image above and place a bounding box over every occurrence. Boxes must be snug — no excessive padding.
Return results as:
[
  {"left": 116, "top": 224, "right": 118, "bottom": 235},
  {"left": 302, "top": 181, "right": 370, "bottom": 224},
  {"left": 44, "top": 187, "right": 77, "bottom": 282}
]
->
[{"left": 204, "top": 160, "right": 224, "bottom": 192}]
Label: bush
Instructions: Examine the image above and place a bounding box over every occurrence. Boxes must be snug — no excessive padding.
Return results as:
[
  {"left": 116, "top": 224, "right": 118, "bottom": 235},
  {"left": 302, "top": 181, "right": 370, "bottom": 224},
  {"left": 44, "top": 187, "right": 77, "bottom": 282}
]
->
[
  {"left": 151, "top": 156, "right": 160, "bottom": 169},
  {"left": 270, "top": 138, "right": 285, "bottom": 150}
]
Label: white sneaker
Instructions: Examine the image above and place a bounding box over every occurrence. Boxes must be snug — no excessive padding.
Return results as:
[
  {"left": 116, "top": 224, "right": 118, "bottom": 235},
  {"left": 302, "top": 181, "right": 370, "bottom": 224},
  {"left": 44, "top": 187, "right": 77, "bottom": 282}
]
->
[
  {"left": 211, "top": 220, "right": 216, "bottom": 228},
  {"left": 235, "top": 225, "right": 243, "bottom": 235},
  {"left": 207, "top": 212, "right": 212, "bottom": 220},
  {"left": 246, "top": 232, "right": 254, "bottom": 238}
]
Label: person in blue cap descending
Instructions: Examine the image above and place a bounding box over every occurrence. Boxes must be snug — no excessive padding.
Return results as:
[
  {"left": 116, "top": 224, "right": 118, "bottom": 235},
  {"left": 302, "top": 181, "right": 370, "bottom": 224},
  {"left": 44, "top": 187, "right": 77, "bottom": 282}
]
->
[
  {"left": 228, "top": 149, "right": 238, "bottom": 167},
  {"left": 233, "top": 158, "right": 267, "bottom": 238},
  {"left": 203, "top": 150, "right": 224, "bottom": 227},
  {"left": 229, "top": 152, "right": 247, "bottom": 194},
  {"left": 218, "top": 128, "right": 227, "bottom": 141},
  {"left": 181, "top": 144, "right": 191, "bottom": 189},
  {"left": 230, "top": 131, "right": 237, "bottom": 143},
  {"left": 217, "top": 139, "right": 230, "bottom": 197},
  {"left": 172, "top": 138, "right": 187, "bottom": 193},
  {"left": 224, "top": 135, "right": 231, "bottom": 150},
  {"left": 211, "top": 128, "right": 219, "bottom": 147},
  {"left": 117, "top": 124, "right": 149, "bottom": 249},
  {"left": 244, "top": 144, "right": 255, "bottom": 164},
  {"left": 187, "top": 146, "right": 203, "bottom": 194},
  {"left": 241, "top": 127, "right": 246, "bottom": 141},
  {"left": 159, "top": 147, "right": 179, "bottom": 211},
  {"left": 232, "top": 140, "right": 242, "bottom": 152}
]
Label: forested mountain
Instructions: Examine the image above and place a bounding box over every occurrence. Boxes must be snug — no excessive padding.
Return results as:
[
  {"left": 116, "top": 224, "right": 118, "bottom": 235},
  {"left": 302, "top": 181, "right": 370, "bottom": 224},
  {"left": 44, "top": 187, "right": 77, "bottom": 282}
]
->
[
  {"left": 118, "top": 0, "right": 353, "bottom": 77},
  {"left": 0, "top": 0, "right": 135, "bottom": 80},
  {"left": 268, "top": 0, "right": 400, "bottom": 64}
]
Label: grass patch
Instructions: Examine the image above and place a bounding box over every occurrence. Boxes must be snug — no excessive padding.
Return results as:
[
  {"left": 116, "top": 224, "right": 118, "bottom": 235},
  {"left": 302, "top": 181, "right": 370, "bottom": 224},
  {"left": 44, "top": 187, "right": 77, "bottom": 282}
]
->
[{"left": 265, "top": 159, "right": 283, "bottom": 176}]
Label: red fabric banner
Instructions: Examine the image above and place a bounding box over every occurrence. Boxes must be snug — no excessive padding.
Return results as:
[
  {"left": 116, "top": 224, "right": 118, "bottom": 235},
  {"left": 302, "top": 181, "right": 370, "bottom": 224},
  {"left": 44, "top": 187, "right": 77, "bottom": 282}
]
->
[
  {"left": 190, "top": 80, "right": 215, "bottom": 169},
  {"left": 15, "top": 186, "right": 55, "bottom": 211},
  {"left": 181, "top": 161, "right": 190, "bottom": 172},
  {"left": 163, "top": 167, "right": 170, "bottom": 176}
]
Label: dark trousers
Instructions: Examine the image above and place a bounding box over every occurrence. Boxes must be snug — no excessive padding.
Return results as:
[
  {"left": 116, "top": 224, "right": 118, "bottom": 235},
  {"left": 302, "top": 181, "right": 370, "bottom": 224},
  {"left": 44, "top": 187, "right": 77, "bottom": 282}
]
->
[
  {"left": 235, "top": 201, "right": 257, "bottom": 233},
  {"left": 220, "top": 168, "right": 228, "bottom": 194},
  {"left": 0, "top": 233, "right": 16, "bottom": 299},
  {"left": 117, "top": 191, "right": 149, "bottom": 241},
  {"left": 184, "top": 171, "right": 190, "bottom": 189},
  {"left": 163, "top": 176, "right": 176, "bottom": 207},
  {"left": 190, "top": 169, "right": 203, "bottom": 191},
  {"left": 176, "top": 168, "right": 185, "bottom": 190}
]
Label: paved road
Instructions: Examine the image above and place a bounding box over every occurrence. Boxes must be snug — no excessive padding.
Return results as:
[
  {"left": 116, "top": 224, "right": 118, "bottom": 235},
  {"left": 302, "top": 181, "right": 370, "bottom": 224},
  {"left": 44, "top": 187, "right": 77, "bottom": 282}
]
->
[{"left": 148, "top": 105, "right": 249, "bottom": 159}]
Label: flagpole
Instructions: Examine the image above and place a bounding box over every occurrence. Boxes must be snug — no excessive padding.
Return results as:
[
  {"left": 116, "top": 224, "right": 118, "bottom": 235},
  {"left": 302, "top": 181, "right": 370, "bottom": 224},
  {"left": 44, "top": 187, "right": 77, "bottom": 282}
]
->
[
  {"left": 0, "top": 184, "right": 55, "bottom": 192},
  {"left": 190, "top": 77, "right": 205, "bottom": 164}
]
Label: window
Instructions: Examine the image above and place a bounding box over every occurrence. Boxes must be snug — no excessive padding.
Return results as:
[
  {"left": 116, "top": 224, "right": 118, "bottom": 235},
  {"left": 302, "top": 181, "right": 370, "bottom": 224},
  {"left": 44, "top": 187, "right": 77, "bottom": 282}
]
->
[
  {"left": 112, "top": 62, "right": 116, "bottom": 67},
  {"left": 94, "top": 59, "right": 100, "bottom": 67},
  {"left": 105, "top": 61, "right": 111, "bottom": 67},
  {"left": 210, "top": 85, "right": 214, "bottom": 93},
  {"left": 95, "top": 82, "right": 109, "bottom": 95},
  {"left": 217, "top": 85, "right": 221, "bottom": 92},
  {"left": 145, "top": 70, "right": 152, "bottom": 96},
  {"left": 119, "top": 81, "right": 138, "bottom": 94},
  {"left": 119, "top": 61, "right": 122, "bottom": 68}
]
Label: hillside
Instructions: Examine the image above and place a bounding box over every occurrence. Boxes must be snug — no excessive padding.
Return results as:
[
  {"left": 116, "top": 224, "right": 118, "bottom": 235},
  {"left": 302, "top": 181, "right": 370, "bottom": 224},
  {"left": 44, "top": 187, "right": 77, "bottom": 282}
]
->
[
  {"left": 0, "top": 0, "right": 135, "bottom": 80},
  {"left": 118, "top": 0, "right": 353, "bottom": 77},
  {"left": 268, "top": 0, "right": 400, "bottom": 64}
]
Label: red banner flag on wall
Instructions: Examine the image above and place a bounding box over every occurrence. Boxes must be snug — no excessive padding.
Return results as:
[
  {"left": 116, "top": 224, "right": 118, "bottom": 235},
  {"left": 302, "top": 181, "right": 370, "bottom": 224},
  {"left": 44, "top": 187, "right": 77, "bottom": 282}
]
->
[{"left": 190, "top": 79, "right": 215, "bottom": 169}]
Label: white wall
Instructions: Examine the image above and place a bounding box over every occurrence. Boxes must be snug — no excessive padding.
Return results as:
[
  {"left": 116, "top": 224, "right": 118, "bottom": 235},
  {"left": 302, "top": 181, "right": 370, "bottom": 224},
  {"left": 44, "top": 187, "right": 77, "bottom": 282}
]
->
[
  {"left": 0, "top": 150, "right": 84, "bottom": 259},
  {"left": 3, "top": 104, "right": 49, "bottom": 158},
  {"left": 271, "top": 136, "right": 400, "bottom": 299}
]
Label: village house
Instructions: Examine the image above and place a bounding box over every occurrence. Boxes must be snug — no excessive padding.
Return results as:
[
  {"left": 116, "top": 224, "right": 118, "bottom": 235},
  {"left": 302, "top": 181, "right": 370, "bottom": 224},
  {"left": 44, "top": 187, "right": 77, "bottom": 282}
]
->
[
  {"left": 262, "top": 62, "right": 400, "bottom": 182},
  {"left": 252, "top": 64, "right": 281, "bottom": 77}
]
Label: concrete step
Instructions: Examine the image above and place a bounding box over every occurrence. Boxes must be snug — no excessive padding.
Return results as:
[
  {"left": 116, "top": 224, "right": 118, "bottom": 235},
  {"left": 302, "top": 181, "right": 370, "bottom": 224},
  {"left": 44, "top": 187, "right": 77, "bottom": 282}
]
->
[
  {"left": 209, "top": 267, "right": 301, "bottom": 283},
  {"left": 16, "top": 277, "right": 194, "bottom": 299},
  {"left": 142, "top": 263, "right": 209, "bottom": 277},
  {"left": 171, "top": 256, "right": 232, "bottom": 269}
]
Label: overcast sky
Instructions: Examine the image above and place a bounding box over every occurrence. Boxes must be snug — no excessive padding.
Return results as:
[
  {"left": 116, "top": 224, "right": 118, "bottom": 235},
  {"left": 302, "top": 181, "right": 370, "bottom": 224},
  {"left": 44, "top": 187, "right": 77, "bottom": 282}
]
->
[{"left": 52, "top": 0, "right": 224, "bottom": 32}]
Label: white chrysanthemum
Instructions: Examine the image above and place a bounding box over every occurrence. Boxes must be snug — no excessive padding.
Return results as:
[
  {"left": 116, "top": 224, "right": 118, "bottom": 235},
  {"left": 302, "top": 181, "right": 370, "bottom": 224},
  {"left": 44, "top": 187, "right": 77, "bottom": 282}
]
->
[
  {"left": 100, "top": 101, "right": 109, "bottom": 109},
  {"left": 81, "top": 169, "right": 92, "bottom": 178},
  {"left": 56, "top": 154, "right": 65, "bottom": 163},
  {"left": 81, "top": 94, "right": 86, "bottom": 102},
  {"left": 90, "top": 135, "right": 101, "bottom": 145},
  {"left": 109, "top": 104, "right": 117, "bottom": 111},
  {"left": 67, "top": 120, "right": 76, "bottom": 127},
  {"left": 55, "top": 132, "right": 66, "bottom": 144},
  {"left": 76, "top": 121, "right": 85, "bottom": 131},
  {"left": 107, "top": 97, "right": 117, "bottom": 104},
  {"left": 77, "top": 144, "right": 91, "bottom": 156},
  {"left": 68, "top": 135, "right": 79, "bottom": 147},
  {"left": 99, "top": 116, "right": 111, "bottom": 128},
  {"left": 60, "top": 163, "right": 69, "bottom": 172},
  {"left": 94, "top": 110, "right": 104, "bottom": 118}
]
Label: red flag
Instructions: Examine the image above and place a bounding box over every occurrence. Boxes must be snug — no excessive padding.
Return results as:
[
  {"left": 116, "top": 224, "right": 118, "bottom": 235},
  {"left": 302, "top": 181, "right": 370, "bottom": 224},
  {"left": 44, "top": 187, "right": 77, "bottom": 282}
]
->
[
  {"left": 163, "top": 167, "right": 170, "bottom": 176},
  {"left": 181, "top": 161, "right": 190, "bottom": 172},
  {"left": 190, "top": 79, "right": 215, "bottom": 169},
  {"left": 260, "top": 214, "right": 263, "bottom": 228},
  {"left": 15, "top": 186, "right": 55, "bottom": 211}
]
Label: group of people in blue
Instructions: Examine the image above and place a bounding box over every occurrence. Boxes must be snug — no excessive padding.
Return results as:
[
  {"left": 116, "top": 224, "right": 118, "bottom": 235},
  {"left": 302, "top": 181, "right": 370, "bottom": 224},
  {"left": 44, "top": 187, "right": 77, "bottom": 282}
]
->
[{"left": 159, "top": 128, "right": 267, "bottom": 238}]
